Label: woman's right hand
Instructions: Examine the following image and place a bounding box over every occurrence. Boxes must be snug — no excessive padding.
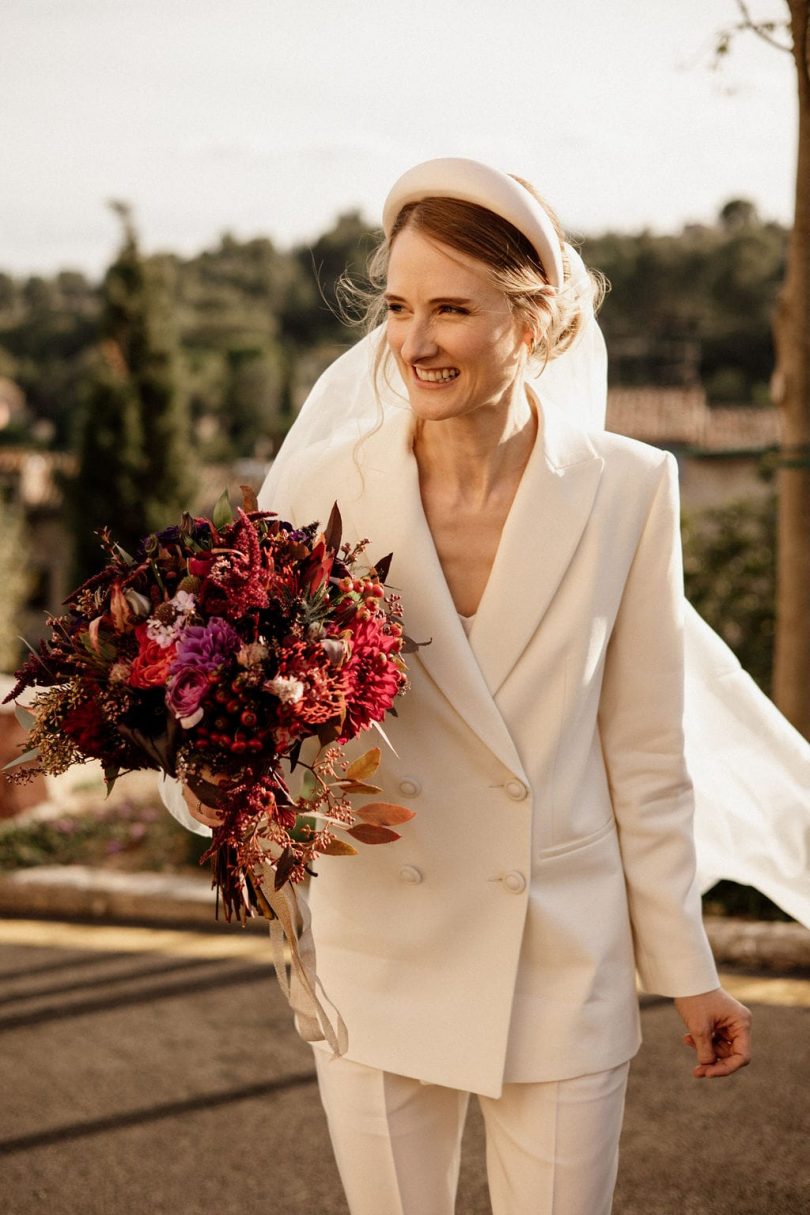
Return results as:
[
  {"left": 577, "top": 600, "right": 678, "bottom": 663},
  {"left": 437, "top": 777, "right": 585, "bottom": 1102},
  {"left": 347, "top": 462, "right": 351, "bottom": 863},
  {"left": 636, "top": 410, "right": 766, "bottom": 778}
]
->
[{"left": 181, "top": 779, "right": 225, "bottom": 829}]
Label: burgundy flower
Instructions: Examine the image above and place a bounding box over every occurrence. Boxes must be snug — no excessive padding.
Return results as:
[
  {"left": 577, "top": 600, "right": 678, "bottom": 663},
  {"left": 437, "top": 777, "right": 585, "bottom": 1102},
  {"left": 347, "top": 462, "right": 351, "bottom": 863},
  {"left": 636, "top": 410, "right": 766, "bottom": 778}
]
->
[
  {"left": 206, "top": 511, "right": 272, "bottom": 617},
  {"left": 62, "top": 698, "right": 109, "bottom": 759}
]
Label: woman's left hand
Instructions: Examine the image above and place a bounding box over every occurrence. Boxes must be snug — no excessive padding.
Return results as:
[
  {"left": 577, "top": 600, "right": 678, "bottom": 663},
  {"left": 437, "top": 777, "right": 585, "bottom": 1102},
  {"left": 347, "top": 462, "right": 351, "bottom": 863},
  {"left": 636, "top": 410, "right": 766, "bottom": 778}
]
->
[{"left": 673, "top": 988, "right": 752, "bottom": 1078}]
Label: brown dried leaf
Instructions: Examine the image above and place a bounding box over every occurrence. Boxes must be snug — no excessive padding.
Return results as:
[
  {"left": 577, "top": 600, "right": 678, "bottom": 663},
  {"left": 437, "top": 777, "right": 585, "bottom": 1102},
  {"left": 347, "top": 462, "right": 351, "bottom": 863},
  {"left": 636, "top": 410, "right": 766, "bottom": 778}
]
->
[
  {"left": 346, "top": 747, "right": 381, "bottom": 781},
  {"left": 240, "top": 484, "right": 259, "bottom": 512},
  {"left": 324, "top": 502, "right": 342, "bottom": 555},
  {"left": 373, "top": 552, "right": 393, "bottom": 584},
  {"left": 87, "top": 616, "right": 103, "bottom": 654},
  {"left": 337, "top": 779, "right": 383, "bottom": 795},
  {"left": 321, "top": 838, "right": 359, "bottom": 857},
  {"left": 273, "top": 846, "right": 298, "bottom": 890},
  {"left": 355, "top": 802, "right": 416, "bottom": 827},
  {"left": 347, "top": 822, "right": 401, "bottom": 845}
]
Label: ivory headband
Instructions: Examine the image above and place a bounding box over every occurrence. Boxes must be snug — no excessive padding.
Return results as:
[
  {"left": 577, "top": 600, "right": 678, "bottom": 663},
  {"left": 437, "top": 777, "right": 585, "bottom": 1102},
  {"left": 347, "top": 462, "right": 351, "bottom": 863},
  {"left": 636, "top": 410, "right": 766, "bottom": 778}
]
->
[{"left": 382, "top": 156, "right": 565, "bottom": 290}]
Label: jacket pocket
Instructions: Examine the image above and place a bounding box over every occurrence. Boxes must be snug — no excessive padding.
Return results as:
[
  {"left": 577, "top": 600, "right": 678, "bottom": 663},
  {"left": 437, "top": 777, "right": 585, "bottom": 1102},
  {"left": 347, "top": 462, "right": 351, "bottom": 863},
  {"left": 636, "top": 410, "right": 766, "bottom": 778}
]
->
[{"left": 537, "top": 815, "right": 616, "bottom": 860}]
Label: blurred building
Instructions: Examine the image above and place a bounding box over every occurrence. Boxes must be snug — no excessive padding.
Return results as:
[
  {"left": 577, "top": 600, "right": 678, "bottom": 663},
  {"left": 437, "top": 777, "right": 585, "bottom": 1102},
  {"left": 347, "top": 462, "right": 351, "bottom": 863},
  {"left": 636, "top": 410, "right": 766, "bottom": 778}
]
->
[{"left": 606, "top": 386, "right": 778, "bottom": 510}]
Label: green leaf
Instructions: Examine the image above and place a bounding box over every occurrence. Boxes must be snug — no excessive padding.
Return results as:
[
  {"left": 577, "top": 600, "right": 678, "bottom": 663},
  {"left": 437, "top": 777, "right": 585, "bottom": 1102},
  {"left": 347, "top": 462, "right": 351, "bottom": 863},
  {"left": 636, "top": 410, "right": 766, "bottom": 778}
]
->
[
  {"left": 104, "top": 763, "right": 120, "bottom": 796},
  {"left": 3, "top": 746, "right": 41, "bottom": 772},
  {"left": 299, "top": 769, "right": 317, "bottom": 802},
  {"left": 212, "top": 488, "right": 234, "bottom": 529}
]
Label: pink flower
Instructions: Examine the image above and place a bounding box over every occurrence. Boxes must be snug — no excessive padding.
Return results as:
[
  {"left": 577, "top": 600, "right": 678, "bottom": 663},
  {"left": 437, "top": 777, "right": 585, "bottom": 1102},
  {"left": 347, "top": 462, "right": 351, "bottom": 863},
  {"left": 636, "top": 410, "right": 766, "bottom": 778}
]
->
[
  {"left": 166, "top": 667, "right": 210, "bottom": 728},
  {"left": 341, "top": 616, "right": 403, "bottom": 739}
]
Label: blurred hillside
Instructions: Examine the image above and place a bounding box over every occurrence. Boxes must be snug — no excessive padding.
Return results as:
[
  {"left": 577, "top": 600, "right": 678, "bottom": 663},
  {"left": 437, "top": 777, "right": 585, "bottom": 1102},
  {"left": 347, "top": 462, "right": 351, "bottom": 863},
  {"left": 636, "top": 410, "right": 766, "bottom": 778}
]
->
[{"left": 0, "top": 198, "right": 786, "bottom": 458}]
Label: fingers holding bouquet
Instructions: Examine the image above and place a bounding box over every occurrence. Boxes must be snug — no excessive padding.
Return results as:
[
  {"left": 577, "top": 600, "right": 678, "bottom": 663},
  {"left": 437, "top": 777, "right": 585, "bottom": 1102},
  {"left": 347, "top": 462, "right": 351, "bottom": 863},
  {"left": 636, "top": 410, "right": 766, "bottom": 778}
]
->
[{"left": 181, "top": 771, "right": 225, "bottom": 829}]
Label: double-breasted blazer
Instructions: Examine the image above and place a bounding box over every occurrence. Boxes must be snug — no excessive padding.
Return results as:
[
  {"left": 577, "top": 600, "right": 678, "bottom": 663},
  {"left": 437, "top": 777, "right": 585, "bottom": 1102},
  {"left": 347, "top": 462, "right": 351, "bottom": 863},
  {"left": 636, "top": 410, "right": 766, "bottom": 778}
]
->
[{"left": 260, "top": 395, "right": 719, "bottom": 1099}]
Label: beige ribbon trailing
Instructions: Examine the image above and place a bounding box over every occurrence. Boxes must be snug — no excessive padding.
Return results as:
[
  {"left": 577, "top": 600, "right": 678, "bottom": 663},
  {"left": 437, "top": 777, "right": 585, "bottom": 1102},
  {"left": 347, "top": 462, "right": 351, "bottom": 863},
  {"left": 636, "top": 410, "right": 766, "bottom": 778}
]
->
[{"left": 263, "top": 880, "right": 348, "bottom": 1058}]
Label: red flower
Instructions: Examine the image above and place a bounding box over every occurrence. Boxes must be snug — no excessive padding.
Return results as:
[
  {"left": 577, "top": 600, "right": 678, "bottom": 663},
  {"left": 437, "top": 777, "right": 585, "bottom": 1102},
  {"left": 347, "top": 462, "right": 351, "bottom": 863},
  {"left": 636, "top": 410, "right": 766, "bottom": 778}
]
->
[
  {"left": 341, "top": 617, "right": 403, "bottom": 739},
  {"left": 63, "top": 698, "right": 109, "bottom": 759},
  {"left": 129, "top": 624, "right": 177, "bottom": 689}
]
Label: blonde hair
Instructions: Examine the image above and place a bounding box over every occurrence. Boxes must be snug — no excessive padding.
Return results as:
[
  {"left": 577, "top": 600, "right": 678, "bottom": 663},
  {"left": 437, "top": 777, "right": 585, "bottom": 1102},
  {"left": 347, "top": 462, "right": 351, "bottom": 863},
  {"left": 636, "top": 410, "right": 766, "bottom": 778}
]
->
[{"left": 338, "top": 180, "right": 606, "bottom": 398}]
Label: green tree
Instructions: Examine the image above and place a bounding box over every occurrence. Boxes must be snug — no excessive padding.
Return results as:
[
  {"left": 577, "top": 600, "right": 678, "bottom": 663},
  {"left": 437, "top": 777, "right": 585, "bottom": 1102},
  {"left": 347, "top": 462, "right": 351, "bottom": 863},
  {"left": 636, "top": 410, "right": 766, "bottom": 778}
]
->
[
  {"left": 68, "top": 204, "right": 192, "bottom": 581},
  {"left": 682, "top": 495, "right": 776, "bottom": 694},
  {"left": 0, "top": 501, "right": 31, "bottom": 671}
]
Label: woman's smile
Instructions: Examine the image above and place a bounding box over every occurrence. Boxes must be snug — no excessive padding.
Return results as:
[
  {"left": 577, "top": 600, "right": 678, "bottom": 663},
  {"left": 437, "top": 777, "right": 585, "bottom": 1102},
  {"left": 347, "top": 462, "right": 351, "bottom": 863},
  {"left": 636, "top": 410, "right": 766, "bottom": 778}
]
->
[{"left": 412, "top": 365, "right": 460, "bottom": 385}]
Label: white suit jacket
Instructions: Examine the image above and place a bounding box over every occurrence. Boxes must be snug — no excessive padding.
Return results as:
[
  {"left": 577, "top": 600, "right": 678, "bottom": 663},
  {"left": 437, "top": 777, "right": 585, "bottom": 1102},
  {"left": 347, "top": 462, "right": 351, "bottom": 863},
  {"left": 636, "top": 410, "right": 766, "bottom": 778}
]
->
[{"left": 260, "top": 397, "right": 719, "bottom": 1098}]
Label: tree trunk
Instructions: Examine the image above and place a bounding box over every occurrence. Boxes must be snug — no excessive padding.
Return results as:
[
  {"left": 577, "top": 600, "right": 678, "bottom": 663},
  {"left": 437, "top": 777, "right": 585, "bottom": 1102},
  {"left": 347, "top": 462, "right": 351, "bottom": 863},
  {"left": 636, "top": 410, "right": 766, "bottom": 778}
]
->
[{"left": 772, "top": 0, "right": 810, "bottom": 737}]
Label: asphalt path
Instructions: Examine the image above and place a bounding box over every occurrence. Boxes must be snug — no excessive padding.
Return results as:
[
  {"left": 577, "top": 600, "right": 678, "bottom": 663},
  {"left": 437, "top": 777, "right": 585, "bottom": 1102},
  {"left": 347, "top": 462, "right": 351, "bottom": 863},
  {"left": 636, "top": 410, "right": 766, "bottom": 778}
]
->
[{"left": 0, "top": 921, "right": 807, "bottom": 1215}]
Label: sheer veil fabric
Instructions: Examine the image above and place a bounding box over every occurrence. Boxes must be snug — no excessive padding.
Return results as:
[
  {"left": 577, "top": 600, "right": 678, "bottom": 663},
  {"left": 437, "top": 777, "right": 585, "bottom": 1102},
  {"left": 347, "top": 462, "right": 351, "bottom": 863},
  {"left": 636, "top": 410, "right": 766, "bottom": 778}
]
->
[{"left": 259, "top": 234, "right": 810, "bottom": 929}]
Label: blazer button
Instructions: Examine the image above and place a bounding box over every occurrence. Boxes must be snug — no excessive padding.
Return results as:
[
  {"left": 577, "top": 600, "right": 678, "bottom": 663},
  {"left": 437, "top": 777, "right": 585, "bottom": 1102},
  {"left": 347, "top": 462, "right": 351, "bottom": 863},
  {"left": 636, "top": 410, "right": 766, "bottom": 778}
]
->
[
  {"left": 505, "top": 779, "right": 528, "bottom": 801},
  {"left": 503, "top": 871, "right": 526, "bottom": 894},
  {"left": 399, "top": 778, "right": 422, "bottom": 797},
  {"left": 399, "top": 865, "right": 423, "bottom": 885}
]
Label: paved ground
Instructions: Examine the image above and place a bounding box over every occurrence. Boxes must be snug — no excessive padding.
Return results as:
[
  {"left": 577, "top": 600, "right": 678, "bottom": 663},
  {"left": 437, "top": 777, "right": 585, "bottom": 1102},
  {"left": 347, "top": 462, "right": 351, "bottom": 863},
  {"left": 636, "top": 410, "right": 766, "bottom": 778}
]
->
[{"left": 0, "top": 919, "right": 808, "bottom": 1215}]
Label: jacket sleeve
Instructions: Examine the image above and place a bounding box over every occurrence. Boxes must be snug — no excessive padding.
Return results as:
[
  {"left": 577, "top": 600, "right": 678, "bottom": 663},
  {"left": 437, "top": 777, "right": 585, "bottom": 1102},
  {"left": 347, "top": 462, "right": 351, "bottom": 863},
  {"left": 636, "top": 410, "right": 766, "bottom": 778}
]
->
[{"left": 598, "top": 452, "right": 719, "bottom": 997}]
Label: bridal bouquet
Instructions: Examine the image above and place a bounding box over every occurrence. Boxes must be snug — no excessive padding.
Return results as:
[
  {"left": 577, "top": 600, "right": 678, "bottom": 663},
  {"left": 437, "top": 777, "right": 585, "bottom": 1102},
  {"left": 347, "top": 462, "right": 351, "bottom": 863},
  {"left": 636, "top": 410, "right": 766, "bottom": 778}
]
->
[{"left": 4, "top": 488, "right": 415, "bottom": 924}]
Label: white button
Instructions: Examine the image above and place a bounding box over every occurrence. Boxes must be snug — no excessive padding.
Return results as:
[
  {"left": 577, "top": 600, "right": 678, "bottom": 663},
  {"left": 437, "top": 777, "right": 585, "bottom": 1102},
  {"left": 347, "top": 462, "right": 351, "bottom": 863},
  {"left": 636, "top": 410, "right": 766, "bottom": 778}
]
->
[
  {"left": 505, "top": 779, "right": 528, "bottom": 801},
  {"left": 399, "top": 865, "right": 423, "bottom": 885},
  {"left": 399, "top": 778, "right": 421, "bottom": 797},
  {"left": 502, "top": 871, "right": 526, "bottom": 894}
]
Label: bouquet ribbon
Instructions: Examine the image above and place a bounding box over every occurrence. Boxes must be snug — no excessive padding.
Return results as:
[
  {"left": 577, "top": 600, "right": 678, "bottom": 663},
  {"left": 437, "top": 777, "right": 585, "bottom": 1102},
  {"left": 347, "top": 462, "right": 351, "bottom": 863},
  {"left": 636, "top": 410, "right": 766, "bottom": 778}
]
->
[{"left": 262, "top": 878, "right": 348, "bottom": 1057}]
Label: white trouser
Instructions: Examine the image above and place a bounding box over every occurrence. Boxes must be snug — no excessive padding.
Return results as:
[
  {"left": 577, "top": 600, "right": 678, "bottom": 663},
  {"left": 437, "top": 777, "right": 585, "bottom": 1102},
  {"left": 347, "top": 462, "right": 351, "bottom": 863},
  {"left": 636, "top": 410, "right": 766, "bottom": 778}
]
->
[{"left": 313, "top": 1048, "right": 630, "bottom": 1215}]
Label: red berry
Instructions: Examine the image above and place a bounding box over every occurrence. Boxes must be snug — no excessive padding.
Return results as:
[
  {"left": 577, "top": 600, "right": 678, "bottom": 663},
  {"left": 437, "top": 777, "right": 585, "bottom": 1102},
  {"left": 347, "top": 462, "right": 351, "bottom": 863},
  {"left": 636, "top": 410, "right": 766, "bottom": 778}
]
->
[
  {"left": 227, "top": 699, "right": 240, "bottom": 714},
  {"left": 241, "top": 711, "right": 257, "bottom": 728}
]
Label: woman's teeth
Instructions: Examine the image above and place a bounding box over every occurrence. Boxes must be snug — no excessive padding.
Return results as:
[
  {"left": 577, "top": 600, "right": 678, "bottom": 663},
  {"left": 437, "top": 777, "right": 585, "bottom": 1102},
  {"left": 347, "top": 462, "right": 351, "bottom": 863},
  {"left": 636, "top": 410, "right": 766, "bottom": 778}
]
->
[{"left": 415, "top": 367, "right": 459, "bottom": 382}]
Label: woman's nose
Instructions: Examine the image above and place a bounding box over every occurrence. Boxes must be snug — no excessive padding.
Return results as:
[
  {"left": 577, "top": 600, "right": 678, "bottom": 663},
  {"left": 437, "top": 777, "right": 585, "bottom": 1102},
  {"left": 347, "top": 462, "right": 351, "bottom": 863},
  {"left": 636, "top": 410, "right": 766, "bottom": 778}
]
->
[{"left": 399, "top": 318, "right": 438, "bottom": 364}]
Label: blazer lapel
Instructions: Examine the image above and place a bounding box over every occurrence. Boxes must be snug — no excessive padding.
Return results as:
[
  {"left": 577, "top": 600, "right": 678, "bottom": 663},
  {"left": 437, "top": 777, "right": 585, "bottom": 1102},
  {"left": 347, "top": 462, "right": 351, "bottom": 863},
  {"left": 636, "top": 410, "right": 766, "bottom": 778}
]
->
[
  {"left": 470, "top": 396, "right": 604, "bottom": 697},
  {"left": 351, "top": 409, "right": 527, "bottom": 779}
]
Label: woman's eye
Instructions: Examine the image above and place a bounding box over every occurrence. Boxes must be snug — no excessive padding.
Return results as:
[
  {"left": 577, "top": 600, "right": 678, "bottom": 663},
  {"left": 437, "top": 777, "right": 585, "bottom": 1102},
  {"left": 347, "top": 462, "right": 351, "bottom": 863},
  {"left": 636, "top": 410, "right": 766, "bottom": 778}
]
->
[
  {"left": 438, "top": 304, "right": 467, "bottom": 315},
  {"left": 385, "top": 302, "right": 404, "bottom": 314}
]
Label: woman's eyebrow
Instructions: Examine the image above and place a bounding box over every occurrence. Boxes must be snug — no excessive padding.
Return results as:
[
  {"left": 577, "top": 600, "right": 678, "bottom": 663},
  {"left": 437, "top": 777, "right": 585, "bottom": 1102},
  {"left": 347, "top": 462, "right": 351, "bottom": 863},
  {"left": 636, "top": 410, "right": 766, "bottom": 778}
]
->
[{"left": 383, "top": 292, "right": 473, "bottom": 305}]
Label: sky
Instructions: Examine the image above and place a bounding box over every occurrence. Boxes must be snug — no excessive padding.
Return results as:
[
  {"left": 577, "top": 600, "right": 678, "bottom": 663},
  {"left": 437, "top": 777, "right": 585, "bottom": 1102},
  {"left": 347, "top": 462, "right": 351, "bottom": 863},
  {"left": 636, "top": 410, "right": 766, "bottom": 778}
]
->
[{"left": 1, "top": 0, "right": 798, "bottom": 278}]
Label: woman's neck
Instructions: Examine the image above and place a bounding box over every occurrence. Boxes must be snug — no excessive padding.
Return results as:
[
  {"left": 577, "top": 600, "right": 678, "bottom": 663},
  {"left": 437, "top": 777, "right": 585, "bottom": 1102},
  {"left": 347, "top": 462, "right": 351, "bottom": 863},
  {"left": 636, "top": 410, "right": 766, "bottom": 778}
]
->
[{"left": 413, "top": 384, "right": 538, "bottom": 508}]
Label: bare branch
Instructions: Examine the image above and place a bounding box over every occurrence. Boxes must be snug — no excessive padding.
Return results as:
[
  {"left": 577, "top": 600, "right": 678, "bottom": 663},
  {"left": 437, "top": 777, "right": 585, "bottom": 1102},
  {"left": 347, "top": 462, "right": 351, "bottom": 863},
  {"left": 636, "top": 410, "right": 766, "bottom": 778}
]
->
[{"left": 734, "top": 0, "right": 793, "bottom": 53}]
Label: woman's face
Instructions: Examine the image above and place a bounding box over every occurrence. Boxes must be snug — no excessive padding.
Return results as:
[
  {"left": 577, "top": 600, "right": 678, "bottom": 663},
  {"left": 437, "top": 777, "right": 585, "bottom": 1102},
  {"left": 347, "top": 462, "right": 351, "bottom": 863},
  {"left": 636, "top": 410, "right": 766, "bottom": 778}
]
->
[{"left": 384, "top": 226, "right": 530, "bottom": 423}]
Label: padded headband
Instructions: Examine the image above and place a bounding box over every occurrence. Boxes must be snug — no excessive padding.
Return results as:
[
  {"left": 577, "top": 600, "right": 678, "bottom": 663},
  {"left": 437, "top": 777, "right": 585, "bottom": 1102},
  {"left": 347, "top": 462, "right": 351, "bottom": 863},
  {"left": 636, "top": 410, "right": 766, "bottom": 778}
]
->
[{"left": 382, "top": 157, "right": 565, "bottom": 290}]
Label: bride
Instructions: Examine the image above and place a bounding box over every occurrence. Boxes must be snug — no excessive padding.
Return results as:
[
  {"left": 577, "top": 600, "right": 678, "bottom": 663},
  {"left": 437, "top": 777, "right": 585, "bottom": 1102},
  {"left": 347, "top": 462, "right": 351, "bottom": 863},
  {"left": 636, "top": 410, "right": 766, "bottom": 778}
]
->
[{"left": 167, "top": 158, "right": 787, "bottom": 1214}]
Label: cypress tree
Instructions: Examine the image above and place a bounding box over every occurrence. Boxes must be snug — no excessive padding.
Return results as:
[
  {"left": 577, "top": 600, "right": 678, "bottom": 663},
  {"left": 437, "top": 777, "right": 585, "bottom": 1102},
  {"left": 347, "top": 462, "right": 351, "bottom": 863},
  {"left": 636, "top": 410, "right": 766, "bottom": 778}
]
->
[{"left": 69, "top": 203, "right": 192, "bottom": 581}]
